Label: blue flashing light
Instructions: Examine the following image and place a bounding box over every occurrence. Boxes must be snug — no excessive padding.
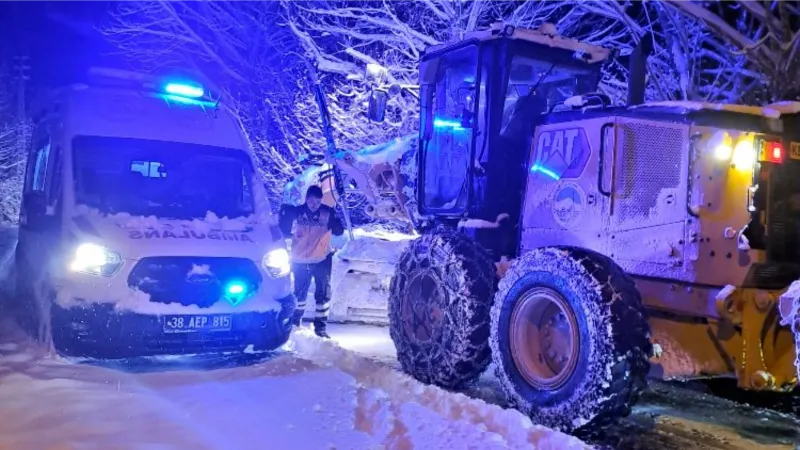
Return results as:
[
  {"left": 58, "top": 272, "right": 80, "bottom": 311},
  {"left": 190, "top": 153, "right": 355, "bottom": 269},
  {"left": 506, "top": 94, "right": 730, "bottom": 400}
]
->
[
  {"left": 164, "top": 82, "right": 204, "bottom": 98},
  {"left": 433, "top": 118, "right": 465, "bottom": 130},
  {"left": 227, "top": 283, "right": 245, "bottom": 295},
  {"left": 530, "top": 164, "right": 561, "bottom": 180},
  {"left": 224, "top": 280, "right": 249, "bottom": 306},
  {"left": 155, "top": 93, "right": 217, "bottom": 109}
]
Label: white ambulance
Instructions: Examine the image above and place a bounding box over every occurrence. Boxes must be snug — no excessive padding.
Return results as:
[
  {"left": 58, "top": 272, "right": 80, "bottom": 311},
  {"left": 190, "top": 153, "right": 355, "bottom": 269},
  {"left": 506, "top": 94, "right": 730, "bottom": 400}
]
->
[{"left": 14, "top": 68, "right": 295, "bottom": 358}]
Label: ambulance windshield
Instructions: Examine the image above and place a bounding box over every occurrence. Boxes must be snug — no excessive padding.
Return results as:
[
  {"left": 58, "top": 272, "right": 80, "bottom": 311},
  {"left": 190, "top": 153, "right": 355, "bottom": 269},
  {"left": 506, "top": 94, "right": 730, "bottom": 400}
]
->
[{"left": 72, "top": 136, "right": 255, "bottom": 219}]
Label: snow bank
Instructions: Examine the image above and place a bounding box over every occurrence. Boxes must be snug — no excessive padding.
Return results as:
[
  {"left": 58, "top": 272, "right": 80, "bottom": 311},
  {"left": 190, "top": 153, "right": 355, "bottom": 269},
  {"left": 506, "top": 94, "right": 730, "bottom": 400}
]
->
[
  {"left": 351, "top": 225, "right": 416, "bottom": 242},
  {"left": 765, "top": 100, "right": 800, "bottom": 115},
  {"left": 634, "top": 101, "right": 790, "bottom": 119},
  {"left": 0, "top": 339, "right": 375, "bottom": 449},
  {"left": 0, "top": 320, "right": 587, "bottom": 450},
  {"left": 54, "top": 284, "right": 281, "bottom": 315},
  {"left": 777, "top": 281, "right": 800, "bottom": 379},
  {"left": 336, "top": 232, "right": 413, "bottom": 264},
  {"left": 290, "top": 329, "right": 589, "bottom": 449},
  {"left": 74, "top": 204, "right": 267, "bottom": 232}
]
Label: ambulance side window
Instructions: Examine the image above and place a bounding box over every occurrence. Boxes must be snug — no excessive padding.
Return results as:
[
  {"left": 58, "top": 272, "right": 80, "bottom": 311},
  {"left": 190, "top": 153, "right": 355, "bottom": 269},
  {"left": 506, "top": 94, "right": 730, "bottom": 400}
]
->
[
  {"left": 25, "top": 123, "right": 51, "bottom": 194},
  {"left": 47, "top": 143, "right": 62, "bottom": 207}
]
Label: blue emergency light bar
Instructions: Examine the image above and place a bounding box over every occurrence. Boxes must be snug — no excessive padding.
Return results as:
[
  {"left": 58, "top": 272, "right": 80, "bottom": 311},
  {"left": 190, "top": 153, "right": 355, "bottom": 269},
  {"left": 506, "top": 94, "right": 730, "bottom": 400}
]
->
[{"left": 164, "top": 82, "right": 204, "bottom": 98}]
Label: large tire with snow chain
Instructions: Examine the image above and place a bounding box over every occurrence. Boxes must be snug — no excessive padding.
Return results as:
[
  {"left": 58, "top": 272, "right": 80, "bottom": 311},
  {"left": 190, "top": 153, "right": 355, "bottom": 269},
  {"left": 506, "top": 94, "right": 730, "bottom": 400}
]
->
[
  {"left": 388, "top": 227, "right": 495, "bottom": 389},
  {"left": 490, "top": 246, "right": 651, "bottom": 432}
]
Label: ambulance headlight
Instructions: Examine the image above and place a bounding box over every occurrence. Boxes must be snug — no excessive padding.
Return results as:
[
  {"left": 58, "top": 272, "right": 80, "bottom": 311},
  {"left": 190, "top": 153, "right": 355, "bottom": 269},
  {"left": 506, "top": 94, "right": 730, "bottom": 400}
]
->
[
  {"left": 262, "top": 248, "right": 290, "bottom": 278},
  {"left": 69, "top": 243, "right": 123, "bottom": 276}
]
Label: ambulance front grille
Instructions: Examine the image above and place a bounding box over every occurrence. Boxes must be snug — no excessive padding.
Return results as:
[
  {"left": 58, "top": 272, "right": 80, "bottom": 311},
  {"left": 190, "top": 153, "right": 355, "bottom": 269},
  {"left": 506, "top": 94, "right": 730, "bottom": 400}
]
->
[{"left": 127, "top": 257, "right": 262, "bottom": 307}]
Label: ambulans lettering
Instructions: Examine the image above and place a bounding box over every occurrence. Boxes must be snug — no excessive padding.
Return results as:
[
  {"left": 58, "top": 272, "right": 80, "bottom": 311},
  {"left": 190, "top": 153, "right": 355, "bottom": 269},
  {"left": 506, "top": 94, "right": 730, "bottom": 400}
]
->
[
  {"left": 128, "top": 230, "right": 254, "bottom": 242},
  {"left": 531, "top": 128, "right": 590, "bottom": 179}
]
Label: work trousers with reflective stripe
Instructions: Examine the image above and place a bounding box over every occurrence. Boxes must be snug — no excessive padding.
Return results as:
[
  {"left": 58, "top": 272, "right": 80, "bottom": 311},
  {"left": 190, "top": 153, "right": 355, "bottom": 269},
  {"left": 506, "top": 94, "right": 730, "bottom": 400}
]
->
[{"left": 291, "top": 253, "right": 333, "bottom": 330}]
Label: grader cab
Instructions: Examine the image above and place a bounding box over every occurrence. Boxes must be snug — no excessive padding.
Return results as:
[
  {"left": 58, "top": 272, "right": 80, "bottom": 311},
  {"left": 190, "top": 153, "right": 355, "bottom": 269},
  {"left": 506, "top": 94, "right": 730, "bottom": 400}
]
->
[{"left": 368, "top": 23, "right": 799, "bottom": 432}]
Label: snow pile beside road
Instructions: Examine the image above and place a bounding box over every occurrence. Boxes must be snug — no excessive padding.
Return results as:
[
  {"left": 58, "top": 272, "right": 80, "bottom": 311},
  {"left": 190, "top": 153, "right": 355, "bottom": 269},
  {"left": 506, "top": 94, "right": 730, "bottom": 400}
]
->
[
  {"left": 74, "top": 204, "right": 266, "bottom": 231},
  {"left": 778, "top": 281, "right": 800, "bottom": 379},
  {"left": 0, "top": 322, "right": 587, "bottom": 450},
  {"left": 54, "top": 284, "right": 281, "bottom": 315},
  {"left": 290, "top": 329, "right": 589, "bottom": 449},
  {"left": 794, "top": 303, "right": 800, "bottom": 381},
  {"left": 336, "top": 233, "right": 412, "bottom": 265},
  {"left": 634, "top": 101, "right": 789, "bottom": 118}
]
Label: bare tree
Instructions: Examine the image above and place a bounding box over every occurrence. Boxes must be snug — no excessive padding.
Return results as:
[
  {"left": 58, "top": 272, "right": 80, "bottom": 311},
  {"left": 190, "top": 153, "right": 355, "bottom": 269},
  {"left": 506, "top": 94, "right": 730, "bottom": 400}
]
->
[
  {"left": 282, "top": 1, "right": 752, "bottom": 106},
  {"left": 102, "top": 1, "right": 319, "bottom": 198},
  {"left": 102, "top": 1, "right": 773, "bottom": 204},
  {"left": 0, "top": 65, "right": 30, "bottom": 224},
  {"left": 665, "top": 0, "right": 800, "bottom": 102}
]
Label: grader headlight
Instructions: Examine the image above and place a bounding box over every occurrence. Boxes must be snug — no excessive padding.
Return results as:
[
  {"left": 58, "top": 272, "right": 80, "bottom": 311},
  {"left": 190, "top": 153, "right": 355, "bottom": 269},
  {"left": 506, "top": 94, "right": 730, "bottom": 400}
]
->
[
  {"left": 732, "top": 135, "right": 756, "bottom": 171},
  {"left": 713, "top": 134, "right": 733, "bottom": 161},
  {"left": 710, "top": 131, "right": 763, "bottom": 171}
]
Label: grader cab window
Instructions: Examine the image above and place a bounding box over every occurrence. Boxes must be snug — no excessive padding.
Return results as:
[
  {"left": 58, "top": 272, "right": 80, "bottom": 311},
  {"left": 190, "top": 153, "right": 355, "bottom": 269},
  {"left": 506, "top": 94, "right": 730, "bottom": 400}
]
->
[
  {"left": 501, "top": 56, "right": 596, "bottom": 137},
  {"left": 419, "top": 46, "right": 479, "bottom": 213}
]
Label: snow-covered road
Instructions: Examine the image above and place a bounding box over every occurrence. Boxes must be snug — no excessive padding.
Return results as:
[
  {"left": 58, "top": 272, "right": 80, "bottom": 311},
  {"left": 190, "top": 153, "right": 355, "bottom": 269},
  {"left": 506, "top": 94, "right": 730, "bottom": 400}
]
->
[
  {"left": 0, "top": 225, "right": 797, "bottom": 449},
  {"left": 0, "top": 320, "right": 586, "bottom": 450},
  {"left": 324, "top": 324, "right": 799, "bottom": 450},
  {"left": 0, "top": 225, "right": 584, "bottom": 450}
]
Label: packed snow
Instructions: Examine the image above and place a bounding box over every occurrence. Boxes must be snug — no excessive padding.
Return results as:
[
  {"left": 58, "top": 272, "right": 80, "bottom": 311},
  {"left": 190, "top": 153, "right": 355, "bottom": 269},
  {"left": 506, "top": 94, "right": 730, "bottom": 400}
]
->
[
  {"left": 634, "top": 100, "right": 800, "bottom": 119},
  {"left": 0, "top": 320, "right": 587, "bottom": 450},
  {"left": 74, "top": 204, "right": 271, "bottom": 231},
  {"left": 777, "top": 281, "right": 800, "bottom": 379},
  {"left": 54, "top": 284, "right": 283, "bottom": 315},
  {"left": 563, "top": 95, "right": 588, "bottom": 108}
]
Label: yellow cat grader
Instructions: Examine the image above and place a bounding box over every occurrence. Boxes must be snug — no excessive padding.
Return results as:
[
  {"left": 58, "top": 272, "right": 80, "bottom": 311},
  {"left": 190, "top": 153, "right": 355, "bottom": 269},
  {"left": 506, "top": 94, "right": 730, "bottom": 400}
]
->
[{"left": 299, "top": 23, "right": 800, "bottom": 432}]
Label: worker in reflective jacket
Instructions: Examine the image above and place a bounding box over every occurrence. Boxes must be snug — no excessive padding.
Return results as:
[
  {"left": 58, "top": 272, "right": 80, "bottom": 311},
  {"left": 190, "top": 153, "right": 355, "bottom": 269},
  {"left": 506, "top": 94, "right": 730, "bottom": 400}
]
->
[{"left": 279, "top": 185, "right": 344, "bottom": 338}]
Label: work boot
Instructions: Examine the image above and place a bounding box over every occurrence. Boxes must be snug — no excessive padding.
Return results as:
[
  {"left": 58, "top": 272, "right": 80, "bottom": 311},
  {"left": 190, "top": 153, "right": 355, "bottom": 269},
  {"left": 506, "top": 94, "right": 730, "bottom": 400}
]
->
[
  {"left": 291, "top": 310, "right": 304, "bottom": 328},
  {"left": 315, "top": 329, "right": 331, "bottom": 339},
  {"left": 314, "top": 321, "right": 330, "bottom": 339}
]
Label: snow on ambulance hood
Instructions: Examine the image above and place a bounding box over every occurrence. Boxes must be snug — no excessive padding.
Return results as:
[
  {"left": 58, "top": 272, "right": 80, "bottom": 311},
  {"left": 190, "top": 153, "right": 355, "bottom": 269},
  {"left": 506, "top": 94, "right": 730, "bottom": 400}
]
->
[{"left": 71, "top": 205, "right": 279, "bottom": 260}]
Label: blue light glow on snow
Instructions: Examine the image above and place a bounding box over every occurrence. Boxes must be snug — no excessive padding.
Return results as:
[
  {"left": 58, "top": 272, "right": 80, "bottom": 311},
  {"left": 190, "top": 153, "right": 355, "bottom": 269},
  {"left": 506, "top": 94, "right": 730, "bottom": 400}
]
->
[
  {"left": 530, "top": 164, "right": 560, "bottom": 180},
  {"left": 164, "top": 82, "right": 204, "bottom": 98}
]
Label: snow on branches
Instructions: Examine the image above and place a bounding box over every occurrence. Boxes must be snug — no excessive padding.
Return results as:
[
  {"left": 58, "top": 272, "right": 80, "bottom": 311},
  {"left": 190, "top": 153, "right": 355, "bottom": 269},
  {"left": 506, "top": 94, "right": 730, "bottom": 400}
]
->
[
  {"left": 102, "top": 1, "right": 315, "bottom": 199},
  {"left": 100, "top": 1, "right": 793, "bottom": 202},
  {"left": 282, "top": 1, "right": 754, "bottom": 106},
  {"left": 665, "top": 0, "right": 800, "bottom": 103},
  {"left": 0, "top": 66, "right": 29, "bottom": 224}
]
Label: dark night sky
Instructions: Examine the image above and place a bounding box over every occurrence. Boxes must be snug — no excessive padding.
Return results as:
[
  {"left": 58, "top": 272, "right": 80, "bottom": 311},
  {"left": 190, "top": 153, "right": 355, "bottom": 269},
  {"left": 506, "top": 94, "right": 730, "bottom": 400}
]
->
[{"left": 0, "top": 1, "right": 123, "bottom": 89}]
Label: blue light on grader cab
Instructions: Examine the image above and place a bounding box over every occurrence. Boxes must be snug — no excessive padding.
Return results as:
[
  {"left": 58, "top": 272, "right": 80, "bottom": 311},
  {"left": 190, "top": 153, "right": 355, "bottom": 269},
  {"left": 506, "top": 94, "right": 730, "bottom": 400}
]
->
[
  {"left": 433, "top": 118, "right": 466, "bottom": 130},
  {"left": 164, "top": 82, "right": 204, "bottom": 98},
  {"left": 530, "top": 164, "right": 561, "bottom": 180}
]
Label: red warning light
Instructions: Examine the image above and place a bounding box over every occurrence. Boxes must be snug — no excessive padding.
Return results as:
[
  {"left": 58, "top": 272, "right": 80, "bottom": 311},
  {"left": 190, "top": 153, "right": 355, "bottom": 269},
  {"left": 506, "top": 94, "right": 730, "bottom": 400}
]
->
[{"left": 760, "top": 141, "right": 784, "bottom": 163}]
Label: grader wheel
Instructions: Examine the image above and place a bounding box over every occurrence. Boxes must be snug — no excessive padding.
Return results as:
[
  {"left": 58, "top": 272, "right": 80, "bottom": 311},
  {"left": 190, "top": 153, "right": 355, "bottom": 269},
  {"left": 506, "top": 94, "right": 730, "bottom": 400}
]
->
[
  {"left": 491, "top": 246, "right": 652, "bottom": 432},
  {"left": 388, "top": 227, "right": 495, "bottom": 389}
]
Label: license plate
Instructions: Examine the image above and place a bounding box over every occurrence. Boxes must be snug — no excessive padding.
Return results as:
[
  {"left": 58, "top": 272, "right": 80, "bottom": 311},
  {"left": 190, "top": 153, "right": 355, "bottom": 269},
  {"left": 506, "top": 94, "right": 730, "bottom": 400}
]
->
[
  {"left": 163, "top": 315, "right": 232, "bottom": 334},
  {"left": 790, "top": 142, "right": 800, "bottom": 160}
]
